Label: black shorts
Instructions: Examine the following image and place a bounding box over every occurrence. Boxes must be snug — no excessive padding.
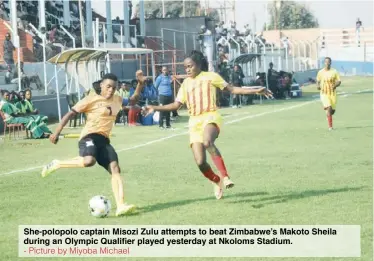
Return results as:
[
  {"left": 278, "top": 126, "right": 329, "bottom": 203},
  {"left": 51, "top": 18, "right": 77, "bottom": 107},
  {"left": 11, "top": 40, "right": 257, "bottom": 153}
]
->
[{"left": 78, "top": 133, "right": 119, "bottom": 171}]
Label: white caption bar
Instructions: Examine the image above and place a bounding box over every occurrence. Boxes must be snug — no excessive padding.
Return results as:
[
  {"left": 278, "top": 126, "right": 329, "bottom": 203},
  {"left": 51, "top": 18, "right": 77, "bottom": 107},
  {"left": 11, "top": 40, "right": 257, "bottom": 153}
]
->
[{"left": 19, "top": 225, "right": 360, "bottom": 257}]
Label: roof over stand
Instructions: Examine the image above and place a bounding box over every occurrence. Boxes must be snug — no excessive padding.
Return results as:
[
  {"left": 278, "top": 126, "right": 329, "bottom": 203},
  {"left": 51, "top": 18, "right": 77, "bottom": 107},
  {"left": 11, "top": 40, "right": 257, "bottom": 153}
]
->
[
  {"left": 229, "top": 53, "right": 262, "bottom": 67},
  {"left": 47, "top": 47, "right": 154, "bottom": 64}
]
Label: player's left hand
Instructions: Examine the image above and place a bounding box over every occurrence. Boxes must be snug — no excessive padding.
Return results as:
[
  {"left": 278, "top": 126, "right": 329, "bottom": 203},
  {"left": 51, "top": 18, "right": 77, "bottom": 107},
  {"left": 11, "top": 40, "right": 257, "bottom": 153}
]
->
[
  {"left": 137, "top": 76, "right": 146, "bottom": 84},
  {"left": 141, "top": 105, "right": 154, "bottom": 117},
  {"left": 49, "top": 133, "right": 59, "bottom": 144}
]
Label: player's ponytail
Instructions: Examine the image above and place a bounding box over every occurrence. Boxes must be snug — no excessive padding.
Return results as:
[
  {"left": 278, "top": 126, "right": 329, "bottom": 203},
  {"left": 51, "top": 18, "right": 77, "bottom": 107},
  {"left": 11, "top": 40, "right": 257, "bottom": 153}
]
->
[{"left": 189, "top": 50, "right": 209, "bottom": 72}]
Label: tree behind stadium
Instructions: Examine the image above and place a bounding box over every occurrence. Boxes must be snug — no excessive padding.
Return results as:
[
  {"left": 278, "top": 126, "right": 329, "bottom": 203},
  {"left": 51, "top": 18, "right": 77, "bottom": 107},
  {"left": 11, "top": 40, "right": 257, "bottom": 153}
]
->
[{"left": 265, "top": 1, "right": 319, "bottom": 30}]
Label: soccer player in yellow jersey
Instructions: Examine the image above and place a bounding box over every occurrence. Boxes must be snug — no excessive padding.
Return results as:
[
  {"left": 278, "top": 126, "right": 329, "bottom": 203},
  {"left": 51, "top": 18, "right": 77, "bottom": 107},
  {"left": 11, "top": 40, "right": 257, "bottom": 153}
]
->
[
  {"left": 41, "top": 73, "right": 142, "bottom": 217},
  {"left": 142, "top": 50, "right": 272, "bottom": 199},
  {"left": 316, "top": 57, "right": 341, "bottom": 130}
]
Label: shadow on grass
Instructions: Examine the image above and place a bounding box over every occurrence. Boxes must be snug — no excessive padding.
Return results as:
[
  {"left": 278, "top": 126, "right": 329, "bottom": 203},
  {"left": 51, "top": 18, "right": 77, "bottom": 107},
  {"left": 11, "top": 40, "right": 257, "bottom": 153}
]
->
[
  {"left": 138, "top": 191, "right": 268, "bottom": 214},
  {"left": 339, "top": 126, "right": 373, "bottom": 130},
  {"left": 109, "top": 187, "right": 365, "bottom": 216},
  {"left": 229, "top": 187, "right": 365, "bottom": 209}
]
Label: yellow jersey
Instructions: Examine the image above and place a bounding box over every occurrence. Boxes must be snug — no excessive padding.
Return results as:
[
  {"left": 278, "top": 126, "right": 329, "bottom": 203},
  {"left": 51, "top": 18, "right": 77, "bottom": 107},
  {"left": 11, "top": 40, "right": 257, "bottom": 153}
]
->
[
  {"left": 72, "top": 93, "right": 122, "bottom": 139},
  {"left": 176, "top": 72, "right": 228, "bottom": 116},
  {"left": 317, "top": 68, "right": 340, "bottom": 95}
]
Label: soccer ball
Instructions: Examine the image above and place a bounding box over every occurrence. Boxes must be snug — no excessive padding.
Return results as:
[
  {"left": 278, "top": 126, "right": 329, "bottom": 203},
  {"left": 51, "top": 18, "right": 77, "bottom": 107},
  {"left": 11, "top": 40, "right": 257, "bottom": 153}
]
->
[{"left": 89, "top": 195, "right": 111, "bottom": 218}]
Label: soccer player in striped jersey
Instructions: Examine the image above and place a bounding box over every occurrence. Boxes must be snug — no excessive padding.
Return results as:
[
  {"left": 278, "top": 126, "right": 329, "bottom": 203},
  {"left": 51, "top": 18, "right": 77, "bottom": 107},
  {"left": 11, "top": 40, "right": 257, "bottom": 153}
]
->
[
  {"left": 316, "top": 57, "right": 341, "bottom": 131},
  {"left": 142, "top": 50, "right": 272, "bottom": 199}
]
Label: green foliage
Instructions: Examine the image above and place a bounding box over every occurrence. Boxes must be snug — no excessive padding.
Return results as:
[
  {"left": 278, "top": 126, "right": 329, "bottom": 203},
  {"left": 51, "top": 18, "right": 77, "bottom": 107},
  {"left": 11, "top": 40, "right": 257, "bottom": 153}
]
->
[
  {"left": 143, "top": 0, "right": 201, "bottom": 18},
  {"left": 266, "top": 1, "right": 319, "bottom": 30},
  {"left": 207, "top": 9, "right": 220, "bottom": 22}
]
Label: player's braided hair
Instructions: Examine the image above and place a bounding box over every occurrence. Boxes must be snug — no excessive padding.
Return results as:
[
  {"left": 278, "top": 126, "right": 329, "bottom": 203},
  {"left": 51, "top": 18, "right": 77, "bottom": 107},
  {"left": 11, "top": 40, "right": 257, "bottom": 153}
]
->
[
  {"left": 92, "top": 73, "right": 118, "bottom": 95},
  {"left": 92, "top": 80, "right": 102, "bottom": 95},
  {"left": 188, "top": 50, "right": 208, "bottom": 72}
]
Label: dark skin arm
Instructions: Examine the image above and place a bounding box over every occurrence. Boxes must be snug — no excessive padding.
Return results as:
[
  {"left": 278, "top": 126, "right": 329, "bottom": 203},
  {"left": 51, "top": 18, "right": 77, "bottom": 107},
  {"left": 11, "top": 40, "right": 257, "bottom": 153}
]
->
[
  {"left": 49, "top": 110, "right": 77, "bottom": 144},
  {"left": 142, "top": 84, "right": 272, "bottom": 116},
  {"left": 145, "top": 101, "right": 182, "bottom": 113},
  {"left": 333, "top": 80, "right": 341, "bottom": 90},
  {"left": 129, "top": 77, "right": 147, "bottom": 105},
  {"left": 225, "top": 85, "right": 272, "bottom": 96}
]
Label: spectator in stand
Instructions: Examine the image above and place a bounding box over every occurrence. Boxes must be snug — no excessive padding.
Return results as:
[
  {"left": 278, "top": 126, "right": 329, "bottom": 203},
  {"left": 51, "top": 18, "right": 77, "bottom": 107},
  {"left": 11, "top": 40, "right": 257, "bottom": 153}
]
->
[
  {"left": 155, "top": 66, "right": 173, "bottom": 129},
  {"left": 49, "top": 25, "right": 57, "bottom": 43},
  {"left": 215, "top": 21, "right": 224, "bottom": 39},
  {"left": 3, "top": 32, "right": 15, "bottom": 68},
  {"left": 228, "top": 21, "right": 237, "bottom": 38},
  {"left": 0, "top": 3, "right": 9, "bottom": 20}
]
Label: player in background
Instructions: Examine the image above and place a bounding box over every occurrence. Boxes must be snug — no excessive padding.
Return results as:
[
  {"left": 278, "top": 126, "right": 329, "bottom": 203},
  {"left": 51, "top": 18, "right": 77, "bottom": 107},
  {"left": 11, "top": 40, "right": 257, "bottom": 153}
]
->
[
  {"left": 142, "top": 50, "right": 272, "bottom": 199},
  {"left": 316, "top": 57, "right": 341, "bottom": 131},
  {"left": 41, "top": 73, "right": 143, "bottom": 217}
]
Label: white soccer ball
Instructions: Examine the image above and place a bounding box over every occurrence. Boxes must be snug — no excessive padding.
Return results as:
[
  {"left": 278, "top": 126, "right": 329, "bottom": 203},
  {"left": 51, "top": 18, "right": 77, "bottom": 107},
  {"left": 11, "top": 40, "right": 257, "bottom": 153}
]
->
[{"left": 89, "top": 195, "right": 111, "bottom": 218}]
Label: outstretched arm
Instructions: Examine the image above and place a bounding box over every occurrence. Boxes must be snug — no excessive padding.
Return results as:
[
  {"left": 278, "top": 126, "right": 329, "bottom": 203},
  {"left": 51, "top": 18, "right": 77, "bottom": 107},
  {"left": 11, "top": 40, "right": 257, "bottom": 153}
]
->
[
  {"left": 225, "top": 84, "right": 273, "bottom": 98},
  {"left": 142, "top": 101, "right": 182, "bottom": 116}
]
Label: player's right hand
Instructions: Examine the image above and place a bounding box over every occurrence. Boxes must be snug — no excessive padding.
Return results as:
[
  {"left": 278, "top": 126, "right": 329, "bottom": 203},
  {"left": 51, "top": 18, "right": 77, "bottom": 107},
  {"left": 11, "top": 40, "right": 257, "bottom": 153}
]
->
[
  {"left": 257, "top": 87, "right": 274, "bottom": 99},
  {"left": 49, "top": 133, "right": 59, "bottom": 144},
  {"left": 141, "top": 106, "right": 154, "bottom": 117}
]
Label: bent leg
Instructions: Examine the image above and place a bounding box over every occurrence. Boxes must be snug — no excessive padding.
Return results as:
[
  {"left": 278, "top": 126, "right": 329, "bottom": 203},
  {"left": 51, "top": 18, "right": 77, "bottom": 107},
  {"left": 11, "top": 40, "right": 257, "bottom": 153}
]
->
[
  {"left": 203, "top": 123, "right": 234, "bottom": 188},
  {"left": 191, "top": 142, "right": 222, "bottom": 199}
]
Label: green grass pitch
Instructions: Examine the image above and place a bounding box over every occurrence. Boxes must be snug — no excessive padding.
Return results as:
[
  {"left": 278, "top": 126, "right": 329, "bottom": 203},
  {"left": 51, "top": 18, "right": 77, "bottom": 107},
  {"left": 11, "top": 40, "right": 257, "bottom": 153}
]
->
[{"left": 0, "top": 76, "right": 372, "bottom": 261}]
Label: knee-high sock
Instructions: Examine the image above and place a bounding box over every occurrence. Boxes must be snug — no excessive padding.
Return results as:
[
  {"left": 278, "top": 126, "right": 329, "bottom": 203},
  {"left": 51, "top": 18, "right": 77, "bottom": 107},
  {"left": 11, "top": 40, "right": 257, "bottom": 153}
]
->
[
  {"left": 57, "top": 157, "right": 85, "bottom": 168},
  {"left": 201, "top": 166, "right": 220, "bottom": 183},
  {"left": 327, "top": 115, "right": 333, "bottom": 128},
  {"left": 211, "top": 155, "right": 229, "bottom": 178}
]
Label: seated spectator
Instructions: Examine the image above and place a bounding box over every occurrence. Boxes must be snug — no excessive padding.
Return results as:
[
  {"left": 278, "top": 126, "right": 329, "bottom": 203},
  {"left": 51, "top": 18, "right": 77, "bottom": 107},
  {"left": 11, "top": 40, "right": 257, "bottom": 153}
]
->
[
  {"left": 143, "top": 78, "right": 158, "bottom": 105},
  {"left": 0, "top": 90, "right": 51, "bottom": 139},
  {"left": 17, "top": 90, "right": 48, "bottom": 123},
  {"left": 11, "top": 62, "right": 29, "bottom": 90},
  {"left": 115, "top": 82, "right": 131, "bottom": 124},
  {"left": 9, "top": 91, "right": 19, "bottom": 104},
  {"left": 118, "top": 82, "right": 130, "bottom": 101},
  {"left": 12, "top": 62, "right": 44, "bottom": 90},
  {"left": 24, "top": 89, "right": 48, "bottom": 122}
]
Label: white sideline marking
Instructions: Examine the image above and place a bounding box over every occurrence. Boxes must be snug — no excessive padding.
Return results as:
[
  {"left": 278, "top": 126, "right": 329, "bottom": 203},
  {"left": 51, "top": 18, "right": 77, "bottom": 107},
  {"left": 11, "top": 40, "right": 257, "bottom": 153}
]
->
[{"left": 0, "top": 90, "right": 369, "bottom": 177}]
